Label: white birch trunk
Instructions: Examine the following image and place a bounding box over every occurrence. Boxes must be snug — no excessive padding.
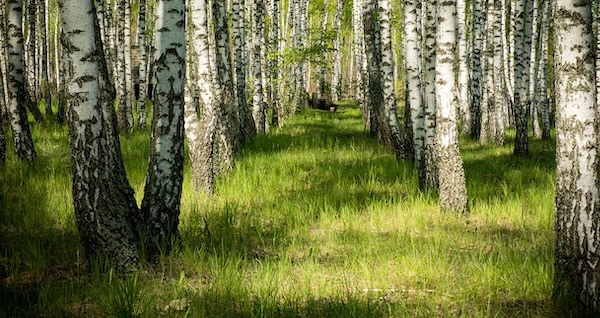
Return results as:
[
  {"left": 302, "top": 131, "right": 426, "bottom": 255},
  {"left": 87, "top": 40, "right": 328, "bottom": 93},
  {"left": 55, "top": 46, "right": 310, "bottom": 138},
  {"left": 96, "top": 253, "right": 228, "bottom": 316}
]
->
[
  {"left": 456, "top": 0, "right": 470, "bottom": 134},
  {"left": 435, "top": 0, "right": 468, "bottom": 213},
  {"left": 137, "top": 0, "right": 148, "bottom": 130},
  {"left": 252, "top": 0, "right": 266, "bottom": 133},
  {"left": 423, "top": 0, "right": 438, "bottom": 188},
  {"left": 331, "top": 0, "right": 342, "bottom": 101},
  {"left": 379, "top": 0, "right": 403, "bottom": 159},
  {"left": 60, "top": 0, "right": 139, "bottom": 269},
  {"left": 233, "top": 0, "right": 257, "bottom": 139},
  {"left": 140, "top": 0, "right": 186, "bottom": 256},
  {"left": 189, "top": 0, "right": 217, "bottom": 193},
  {"left": 7, "top": 0, "right": 36, "bottom": 161},
  {"left": 554, "top": 0, "right": 600, "bottom": 311},
  {"left": 403, "top": 0, "right": 425, "bottom": 184}
]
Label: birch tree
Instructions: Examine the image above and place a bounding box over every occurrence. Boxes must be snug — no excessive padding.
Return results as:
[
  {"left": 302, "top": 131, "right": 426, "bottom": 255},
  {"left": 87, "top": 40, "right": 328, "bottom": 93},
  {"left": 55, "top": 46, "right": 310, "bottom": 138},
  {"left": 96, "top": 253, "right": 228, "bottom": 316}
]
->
[
  {"left": 403, "top": 0, "right": 425, "bottom": 184},
  {"left": 423, "top": 0, "right": 438, "bottom": 188},
  {"left": 139, "top": 0, "right": 186, "bottom": 256},
  {"left": 212, "top": 0, "right": 240, "bottom": 170},
  {"left": 513, "top": 0, "right": 531, "bottom": 156},
  {"left": 331, "top": 0, "right": 342, "bottom": 101},
  {"left": 137, "top": 0, "right": 148, "bottom": 130},
  {"left": 470, "top": 0, "right": 484, "bottom": 140},
  {"left": 435, "top": 0, "right": 468, "bottom": 213},
  {"left": 232, "top": 0, "right": 256, "bottom": 140},
  {"left": 269, "top": 0, "right": 281, "bottom": 127},
  {"left": 7, "top": 0, "right": 36, "bottom": 161},
  {"left": 60, "top": 0, "right": 139, "bottom": 269},
  {"left": 253, "top": 0, "right": 266, "bottom": 133},
  {"left": 379, "top": 0, "right": 403, "bottom": 159},
  {"left": 554, "top": 0, "right": 600, "bottom": 312},
  {"left": 187, "top": 0, "right": 217, "bottom": 193},
  {"left": 456, "top": 0, "right": 469, "bottom": 134}
]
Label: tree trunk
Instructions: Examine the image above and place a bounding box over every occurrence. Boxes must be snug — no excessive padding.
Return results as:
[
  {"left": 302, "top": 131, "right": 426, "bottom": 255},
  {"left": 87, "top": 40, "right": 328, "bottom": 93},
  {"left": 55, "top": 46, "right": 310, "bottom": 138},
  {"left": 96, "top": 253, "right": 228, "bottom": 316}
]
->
[
  {"left": 117, "top": 0, "right": 134, "bottom": 133},
  {"left": 331, "top": 0, "right": 342, "bottom": 101},
  {"left": 353, "top": 0, "right": 369, "bottom": 127},
  {"left": 7, "top": 0, "right": 36, "bottom": 161},
  {"left": 554, "top": 0, "right": 600, "bottom": 312},
  {"left": 513, "top": 0, "right": 531, "bottom": 156},
  {"left": 456, "top": 0, "right": 470, "bottom": 135},
  {"left": 60, "top": 0, "right": 139, "bottom": 270},
  {"left": 137, "top": 0, "right": 148, "bottom": 130},
  {"left": 528, "top": 0, "right": 541, "bottom": 139},
  {"left": 189, "top": 0, "right": 217, "bottom": 194},
  {"left": 423, "top": 0, "right": 438, "bottom": 188},
  {"left": 379, "top": 0, "right": 404, "bottom": 159},
  {"left": 140, "top": 0, "right": 186, "bottom": 257},
  {"left": 470, "top": 0, "right": 484, "bottom": 140},
  {"left": 232, "top": 0, "right": 257, "bottom": 140},
  {"left": 435, "top": 0, "right": 468, "bottom": 213},
  {"left": 539, "top": 0, "right": 550, "bottom": 140},
  {"left": 270, "top": 0, "right": 281, "bottom": 128},
  {"left": 403, "top": 0, "right": 425, "bottom": 184},
  {"left": 212, "top": 0, "right": 240, "bottom": 171},
  {"left": 252, "top": 0, "right": 266, "bottom": 133}
]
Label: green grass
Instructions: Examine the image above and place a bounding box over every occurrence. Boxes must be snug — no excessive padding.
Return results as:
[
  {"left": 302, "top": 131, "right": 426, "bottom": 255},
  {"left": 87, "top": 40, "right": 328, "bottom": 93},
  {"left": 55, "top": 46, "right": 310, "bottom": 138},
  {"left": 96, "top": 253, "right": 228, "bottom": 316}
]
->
[{"left": 1, "top": 103, "right": 561, "bottom": 317}]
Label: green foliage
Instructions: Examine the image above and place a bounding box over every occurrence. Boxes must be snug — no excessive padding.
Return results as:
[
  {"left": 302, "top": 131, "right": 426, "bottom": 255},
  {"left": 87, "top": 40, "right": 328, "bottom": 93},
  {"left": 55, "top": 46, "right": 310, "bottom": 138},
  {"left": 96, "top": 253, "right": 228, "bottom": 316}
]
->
[{"left": 1, "top": 102, "right": 562, "bottom": 317}]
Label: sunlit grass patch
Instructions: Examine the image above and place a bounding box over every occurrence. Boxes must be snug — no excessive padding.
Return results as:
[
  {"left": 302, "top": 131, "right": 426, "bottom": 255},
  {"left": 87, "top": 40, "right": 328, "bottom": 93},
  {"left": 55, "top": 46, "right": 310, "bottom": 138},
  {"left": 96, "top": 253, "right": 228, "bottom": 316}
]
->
[{"left": 1, "top": 102, "right": 559, "bottom": 317}]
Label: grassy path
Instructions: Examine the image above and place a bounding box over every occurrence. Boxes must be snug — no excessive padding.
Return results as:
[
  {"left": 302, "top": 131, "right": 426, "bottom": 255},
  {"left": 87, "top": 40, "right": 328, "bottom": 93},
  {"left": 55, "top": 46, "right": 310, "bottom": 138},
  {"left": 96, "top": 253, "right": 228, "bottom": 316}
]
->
[{"left": 2, "top": 103, "right": 558, "bottom": 316}]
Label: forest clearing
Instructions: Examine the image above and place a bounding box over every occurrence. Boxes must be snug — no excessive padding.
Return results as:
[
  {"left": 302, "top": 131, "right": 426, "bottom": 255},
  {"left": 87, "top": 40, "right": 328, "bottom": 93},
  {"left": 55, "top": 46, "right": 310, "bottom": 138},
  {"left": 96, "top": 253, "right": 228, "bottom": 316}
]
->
[
  {"left": 0, "top": 0, "right": 599, "bottom": 316},
  {"left": 2, "top": 103, "right": 557, "bottom": 317}
]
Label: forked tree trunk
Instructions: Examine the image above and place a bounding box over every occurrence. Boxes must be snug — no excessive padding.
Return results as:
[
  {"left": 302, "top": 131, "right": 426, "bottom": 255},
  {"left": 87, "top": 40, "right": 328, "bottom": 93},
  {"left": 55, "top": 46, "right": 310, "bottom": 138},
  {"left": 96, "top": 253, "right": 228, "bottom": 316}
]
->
[
  {"left": 140, "top": 0, "right": 185, "bottom": 257},
  {"left": 435, "top": 0, "right": 468, "bottom": 213},
  {"left": 554, "top": 0, "right": 600, "bottom": 312}
]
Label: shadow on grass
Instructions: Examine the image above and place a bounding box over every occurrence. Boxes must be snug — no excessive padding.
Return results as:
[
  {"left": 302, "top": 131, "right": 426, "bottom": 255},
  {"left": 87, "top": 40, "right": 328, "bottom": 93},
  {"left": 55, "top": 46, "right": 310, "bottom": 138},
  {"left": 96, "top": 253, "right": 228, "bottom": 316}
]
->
[{"left": 462, "top": 134, "right": 555, "bottom": 205}]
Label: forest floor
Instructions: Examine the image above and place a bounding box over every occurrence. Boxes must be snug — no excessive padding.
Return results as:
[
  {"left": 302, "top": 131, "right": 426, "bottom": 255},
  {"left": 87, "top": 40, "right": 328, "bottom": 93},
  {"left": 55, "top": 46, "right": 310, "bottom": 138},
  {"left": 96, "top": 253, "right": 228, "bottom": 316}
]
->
[{"left": 1, "top": 102, "right": 561, "bottom": 317}]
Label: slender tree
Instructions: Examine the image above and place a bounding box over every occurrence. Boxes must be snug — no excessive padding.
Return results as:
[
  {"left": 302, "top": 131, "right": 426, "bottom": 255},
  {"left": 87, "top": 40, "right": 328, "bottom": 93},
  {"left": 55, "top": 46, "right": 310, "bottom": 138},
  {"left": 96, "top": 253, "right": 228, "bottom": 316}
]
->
[
  {"left": 379, "top": 0, "right": 404, "bottom": 159},
  {"left": 7, "top": 0, "right": 36, "bottom": 161},
  {"left": 212, "top": 0, "right": 240, "bottom": 171},
  {"left": 188, "top": 0, "right": 217, "bottom": 193},
  {"left": 403, "top": 0, "right": 425, "bottom": 183},
  {"left": 423, "top": 0, "right": 438, "bottom": 188},
  {"left": 232, "top": 0, "right": 257, "bottom": 140},
  {"left": 270, "top": 0, "right": 281, "bottom": 127},
  {"left": 513, "top": 0, "right": 531, "bottom": 156},
  {"left": 554, "top": 0, "right": 600, "bottom": 312},
  {"left": 456, "top": 0, "right": 469, "bottom": 134},
  {"left": 435, "top": 0, "right": 468, "bottom": 213},
  {"left": 331, "top": 0, "right": 342, "bottom": 101},
  {"left": 139, "top": 0, "right": 186, "bottom": 256},
  {"left": 470, "top": 0, "right": 484, "bottom": 139},
  {"left": 137, "top": 0, "right": 148, "bottom": 130},
  {"left": 252, "top": 0, "right": 267, "bottom": 133}
]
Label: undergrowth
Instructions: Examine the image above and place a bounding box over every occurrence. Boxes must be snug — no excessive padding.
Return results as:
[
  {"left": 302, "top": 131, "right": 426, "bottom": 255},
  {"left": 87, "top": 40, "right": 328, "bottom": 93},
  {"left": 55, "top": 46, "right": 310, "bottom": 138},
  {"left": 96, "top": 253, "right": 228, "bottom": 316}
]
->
[{"left": 1, "top": 102, "right": 560, "bottom": 317}]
